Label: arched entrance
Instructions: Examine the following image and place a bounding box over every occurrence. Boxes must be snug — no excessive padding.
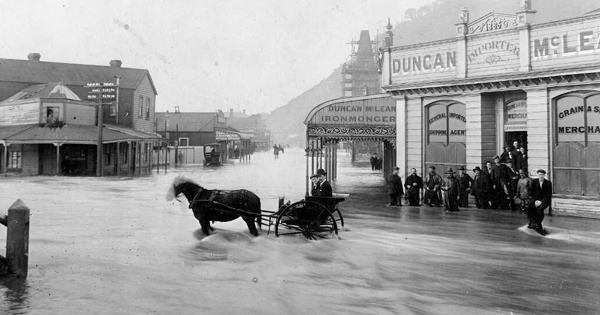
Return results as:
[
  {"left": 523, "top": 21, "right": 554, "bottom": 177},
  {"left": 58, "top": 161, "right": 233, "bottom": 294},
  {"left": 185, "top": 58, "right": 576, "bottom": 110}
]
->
[
  {"left": 304, "top": 94, "right": 396, "bottom": 196},
  {"left": 425, "top": 100, "right": 466, "bottom": 172}
]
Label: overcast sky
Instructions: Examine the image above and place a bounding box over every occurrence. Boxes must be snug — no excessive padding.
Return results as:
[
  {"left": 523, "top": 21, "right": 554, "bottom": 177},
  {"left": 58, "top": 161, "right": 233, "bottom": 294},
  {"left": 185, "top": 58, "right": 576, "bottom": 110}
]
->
[{"left": 0, "top": 0, "right": 431, "bottom": 114}]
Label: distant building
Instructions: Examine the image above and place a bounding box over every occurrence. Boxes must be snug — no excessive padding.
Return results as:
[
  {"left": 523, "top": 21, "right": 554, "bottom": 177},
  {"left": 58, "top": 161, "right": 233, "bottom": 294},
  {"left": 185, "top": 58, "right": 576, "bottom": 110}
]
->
[
  {"left": 225, "top": 109, "right": 271, "bottom": 151},
  {"left": 155, "top": 110, "right": 227, "bottom": 147},
  {"left": 0, "top": 54, "right": 161, "bottom": 176},
  {"left": 341, "top": 30, "right": 381, "bottom": 97}
]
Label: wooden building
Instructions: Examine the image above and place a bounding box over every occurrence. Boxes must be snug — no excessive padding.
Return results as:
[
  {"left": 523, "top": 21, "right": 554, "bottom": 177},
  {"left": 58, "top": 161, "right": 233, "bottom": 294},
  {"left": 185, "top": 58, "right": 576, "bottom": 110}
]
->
[
  {"left": 380, "top": 4, "right": 600, "bottom": 216},
  {"left": 0, "top": 83, "right": 161, "bottom": 176}
]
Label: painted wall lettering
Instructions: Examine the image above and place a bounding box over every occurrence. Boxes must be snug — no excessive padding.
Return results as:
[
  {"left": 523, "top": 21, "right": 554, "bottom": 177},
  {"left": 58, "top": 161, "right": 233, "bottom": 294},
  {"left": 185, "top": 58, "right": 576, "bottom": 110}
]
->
[
  {"left": 533, "top": 30, "right": 600, "bottom": 60},
  {"left": 392, "top": 52, "right": 457, "bottom": 75}
]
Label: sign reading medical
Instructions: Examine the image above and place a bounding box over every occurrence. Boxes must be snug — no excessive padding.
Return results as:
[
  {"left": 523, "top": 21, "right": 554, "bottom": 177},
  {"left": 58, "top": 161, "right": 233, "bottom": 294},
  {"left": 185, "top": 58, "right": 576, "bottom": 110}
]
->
[{"left": 306, "top": 96, "right": 396, "bottom": 126}]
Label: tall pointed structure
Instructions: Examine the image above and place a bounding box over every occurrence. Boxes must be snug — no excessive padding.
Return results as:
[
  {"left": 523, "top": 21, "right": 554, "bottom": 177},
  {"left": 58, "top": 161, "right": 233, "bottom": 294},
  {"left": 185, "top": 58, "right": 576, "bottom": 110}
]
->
[{"left": 341, "top": 30, "right": 381, "bottom": 97}]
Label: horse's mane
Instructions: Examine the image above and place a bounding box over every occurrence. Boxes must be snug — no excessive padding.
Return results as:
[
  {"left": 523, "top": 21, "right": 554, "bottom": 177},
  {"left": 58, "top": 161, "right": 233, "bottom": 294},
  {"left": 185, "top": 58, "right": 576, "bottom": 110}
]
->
[{"left": 171, "top": 175, "right": 202, "bottom": 189}]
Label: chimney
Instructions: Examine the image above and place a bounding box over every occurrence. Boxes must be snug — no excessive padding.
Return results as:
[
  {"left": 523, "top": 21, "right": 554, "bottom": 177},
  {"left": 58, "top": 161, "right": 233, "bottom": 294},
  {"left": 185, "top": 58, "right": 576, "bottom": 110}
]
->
[
  {"left": 109, "top": 60, "right": 122, "bottom": 68},
  {"left": 27, "top": 53, "right": 41, "bottom": 61}
]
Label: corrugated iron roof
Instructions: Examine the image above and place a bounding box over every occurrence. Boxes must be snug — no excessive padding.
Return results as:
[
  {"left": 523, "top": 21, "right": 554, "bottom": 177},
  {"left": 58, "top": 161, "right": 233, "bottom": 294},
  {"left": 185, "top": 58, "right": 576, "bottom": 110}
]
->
[
  {"left": 155, "top": 112, "right": 224, "bottom": 132},
  {"left": 0, "top": 82, "right": 83, "bottom": 104},
  {"left": 0, "top": 124, "right": 162, "bottom": 144},
  {"left": 0, "top": 58, "right": 157, "bottom": 94}
]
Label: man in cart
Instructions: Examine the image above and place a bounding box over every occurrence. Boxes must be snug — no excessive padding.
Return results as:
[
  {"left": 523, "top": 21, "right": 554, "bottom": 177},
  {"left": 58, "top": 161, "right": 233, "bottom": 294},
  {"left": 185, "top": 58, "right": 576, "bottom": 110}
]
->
[{"left": 316, "top": 169, "right": 332, "bottom": 197}]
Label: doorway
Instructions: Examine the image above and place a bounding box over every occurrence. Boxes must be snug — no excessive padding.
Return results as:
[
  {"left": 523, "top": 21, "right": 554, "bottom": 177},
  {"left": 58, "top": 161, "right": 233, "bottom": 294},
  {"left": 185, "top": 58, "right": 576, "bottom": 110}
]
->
[{"left": 504, "top": 131, "right": 527, "bottom": 148}]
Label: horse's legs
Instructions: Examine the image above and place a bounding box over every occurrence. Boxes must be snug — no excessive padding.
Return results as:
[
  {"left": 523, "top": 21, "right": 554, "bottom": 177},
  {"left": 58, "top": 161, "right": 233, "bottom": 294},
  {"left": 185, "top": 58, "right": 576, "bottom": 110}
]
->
[
  {"left": 199, "top": 218, "right": 211, "bottom": 236},
  {"left": 243, "top": 216, "right": 259, "bottom": 236}
]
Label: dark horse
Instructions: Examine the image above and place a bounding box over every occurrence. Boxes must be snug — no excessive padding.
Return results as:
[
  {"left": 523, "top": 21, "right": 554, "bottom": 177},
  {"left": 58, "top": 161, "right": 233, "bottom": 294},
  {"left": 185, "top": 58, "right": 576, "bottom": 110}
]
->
[{"left": 166, "top": 176, "right": 262, "bottom": 236}]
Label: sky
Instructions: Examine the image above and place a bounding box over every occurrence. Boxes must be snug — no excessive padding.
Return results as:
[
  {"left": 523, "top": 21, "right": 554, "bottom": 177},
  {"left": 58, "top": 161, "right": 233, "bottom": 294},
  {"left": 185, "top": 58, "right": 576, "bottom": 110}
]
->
[{"left": 0, "top": 0, "right": 431, "bottom": 115}]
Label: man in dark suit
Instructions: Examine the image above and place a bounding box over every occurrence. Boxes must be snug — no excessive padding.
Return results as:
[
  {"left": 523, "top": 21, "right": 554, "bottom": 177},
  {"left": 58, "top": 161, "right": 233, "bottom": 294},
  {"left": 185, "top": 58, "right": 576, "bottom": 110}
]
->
[
  {"left": 316, "top": 168, "right": 332, "bottom": 197},
  {"left": 310, "top": 174, "right": 320, "bottom": 196},
  {"left": 405, "top": 168, "right": 423, "bottom": 206},
  {"left": 528, "top": 169, "right": 552, "bottom": 236},
  {"left": 387, "top": 167, "right": 404, "bottom": 206}
]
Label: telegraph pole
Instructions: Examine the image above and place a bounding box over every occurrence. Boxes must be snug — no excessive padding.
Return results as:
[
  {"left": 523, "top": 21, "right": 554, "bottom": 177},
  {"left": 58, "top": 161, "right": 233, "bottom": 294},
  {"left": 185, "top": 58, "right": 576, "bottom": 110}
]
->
[{"left": 85, "top": 81, "right": 118, "bottom": 177}]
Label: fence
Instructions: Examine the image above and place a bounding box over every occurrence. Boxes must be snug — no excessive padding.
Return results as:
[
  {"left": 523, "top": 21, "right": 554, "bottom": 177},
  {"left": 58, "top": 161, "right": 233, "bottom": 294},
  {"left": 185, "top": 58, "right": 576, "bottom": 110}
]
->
[{"left": 0, "top": 199, "right": 30, "bottom": 278}]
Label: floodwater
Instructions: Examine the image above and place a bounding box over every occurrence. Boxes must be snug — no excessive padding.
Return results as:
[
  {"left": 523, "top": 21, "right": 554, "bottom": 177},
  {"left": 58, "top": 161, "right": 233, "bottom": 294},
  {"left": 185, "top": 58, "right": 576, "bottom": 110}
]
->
[{"left": 0, "top": 148, "right": 599, "bottom": 315}]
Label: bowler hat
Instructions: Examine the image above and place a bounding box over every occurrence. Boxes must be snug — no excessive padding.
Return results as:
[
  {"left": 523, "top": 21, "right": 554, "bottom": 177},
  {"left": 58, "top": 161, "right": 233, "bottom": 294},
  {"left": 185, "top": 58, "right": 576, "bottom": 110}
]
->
[
  {"left": 445, "top": 168, "right": 456, "bottom": 175},
  {"left": 310, "top": 174, "right": 319, "bottom": 179},
  {"left": 537, "top": 169, "right": 546, "bottom": 174},
  {"left": 393, "top": 166, "right": 399, "bottom": 170},
  {"left": 473, "top": 166, "right": 482, "bottom": 172},
  {"left": 316, "top": 168, "right": 327, "bottom": 176},
  {"left": 493, "top": 155, "right": 500, "bottom": 160},
  {"left": 457, "top": 165, "right": 465, "bottom": 171}
]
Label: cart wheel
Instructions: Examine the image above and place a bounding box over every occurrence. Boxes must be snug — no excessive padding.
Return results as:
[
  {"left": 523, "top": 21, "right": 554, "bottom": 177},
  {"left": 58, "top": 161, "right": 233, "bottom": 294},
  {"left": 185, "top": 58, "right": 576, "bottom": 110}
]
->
[
  {"left": 275, "top": 201, "right": 338, "bottom": 240},
  {"left": 333, "top": 208, "right": 344, "bottom": 227}
]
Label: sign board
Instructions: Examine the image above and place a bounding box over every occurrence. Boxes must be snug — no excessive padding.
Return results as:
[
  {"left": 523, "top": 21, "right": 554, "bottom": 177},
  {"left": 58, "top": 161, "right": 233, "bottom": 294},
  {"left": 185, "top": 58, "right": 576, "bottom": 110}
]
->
[
  {"left": 390, "top": 41, "right": 458, "bottom": 84},
  {"left": 306, "top": 96, "right": 396, "bottom": 126},
  {"left": 427, "top": 102, "right": 466, "bottom": 144},
  {"left": 466, "top": 32, "right": 520, "bottom": 76},
  {"left": 467, "top": 12, "right": 518, "bottom": 35},
  {"left": 505, "top": 99, "right": 527, "bottom": 131},
  {"left": 216, "top": 130, "right": 240, "bottom": 141}
]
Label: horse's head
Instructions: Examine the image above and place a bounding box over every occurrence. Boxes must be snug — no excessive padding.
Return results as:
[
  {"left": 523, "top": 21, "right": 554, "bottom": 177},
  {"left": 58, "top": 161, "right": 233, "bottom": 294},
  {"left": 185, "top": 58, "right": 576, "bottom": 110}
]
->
[{"left": 166, "top": 175, "right": 201, "bottom": 202}]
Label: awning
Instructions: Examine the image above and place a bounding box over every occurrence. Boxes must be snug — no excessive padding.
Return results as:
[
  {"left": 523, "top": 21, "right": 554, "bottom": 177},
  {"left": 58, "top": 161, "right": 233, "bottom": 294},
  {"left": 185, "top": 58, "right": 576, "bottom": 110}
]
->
[{"left": 0, "top": 124, "right": 163, "bottom": 145}]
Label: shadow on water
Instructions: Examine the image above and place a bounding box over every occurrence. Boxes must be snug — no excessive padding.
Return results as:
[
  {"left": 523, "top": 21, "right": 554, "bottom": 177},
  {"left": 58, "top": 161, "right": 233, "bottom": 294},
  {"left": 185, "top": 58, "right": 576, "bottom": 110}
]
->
[{"left": 0, "top": 277, "right": 29, "bottom": 314}]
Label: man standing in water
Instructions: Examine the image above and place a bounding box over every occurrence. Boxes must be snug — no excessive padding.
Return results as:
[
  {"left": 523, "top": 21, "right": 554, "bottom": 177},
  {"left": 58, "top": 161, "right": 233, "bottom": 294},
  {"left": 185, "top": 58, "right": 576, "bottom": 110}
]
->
[
  {"left": 424, "top": 166, "right": 442, "bottom": 207},
  {"left": 471, "top": 166, "right": 488, "bottom": 209},
  {"left": 528, "top": 169, "right": 552, "bottom": 236},
  {"left": 386, "top": 167, "right": 404, "bottom": 207},
  {"left": 405, "top": 168, "right": 423, "bottom": 206},
  {"left": 516, "top": 169, "right": 532, "bottom": 215},
  {"left": 441, "top": 168, "right": 460, "bottom": 212}
]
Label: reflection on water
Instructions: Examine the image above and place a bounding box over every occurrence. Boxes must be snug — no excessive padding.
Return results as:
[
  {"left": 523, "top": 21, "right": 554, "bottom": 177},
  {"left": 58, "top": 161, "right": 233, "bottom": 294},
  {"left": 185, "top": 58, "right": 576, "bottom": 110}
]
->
[{"left": 0, "top": 148, "right": 598, "bottom": 314}]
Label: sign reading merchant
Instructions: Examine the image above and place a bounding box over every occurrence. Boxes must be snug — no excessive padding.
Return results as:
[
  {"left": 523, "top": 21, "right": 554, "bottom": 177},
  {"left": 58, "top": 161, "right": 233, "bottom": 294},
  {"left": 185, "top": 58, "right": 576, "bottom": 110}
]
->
[
  {"left": 505, "top": 99, "right": 527, "bottom": 131},
  {"left": 306, "top": 96, "right": 396, "bottom": 126},
  {"left": 555, "top": 95, "right": 600, "bottom": 143}
]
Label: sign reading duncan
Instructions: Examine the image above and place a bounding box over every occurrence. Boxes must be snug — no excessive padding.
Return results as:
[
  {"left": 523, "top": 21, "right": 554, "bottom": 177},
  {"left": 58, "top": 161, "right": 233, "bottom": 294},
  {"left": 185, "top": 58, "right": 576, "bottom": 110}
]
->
[
  {"left": 392, "top": 51, "right": 457, "bottom": 76},
  {"left": 312, "top": 103, "right": 396, "bottom": 125}
]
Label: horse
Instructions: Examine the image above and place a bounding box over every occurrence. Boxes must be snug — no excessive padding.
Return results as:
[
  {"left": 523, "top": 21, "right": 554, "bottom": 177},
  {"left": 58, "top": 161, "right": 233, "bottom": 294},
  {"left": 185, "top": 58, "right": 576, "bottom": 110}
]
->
[{"left": 166, "top": 176, "right": 262, "bottom": 236}]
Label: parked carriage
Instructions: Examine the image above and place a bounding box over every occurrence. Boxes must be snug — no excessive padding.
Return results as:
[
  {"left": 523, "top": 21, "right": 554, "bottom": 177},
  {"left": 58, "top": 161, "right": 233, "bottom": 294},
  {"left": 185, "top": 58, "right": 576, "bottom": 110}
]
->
[{"left": 203, "top": 143, "right": 223, "bottom": 166}]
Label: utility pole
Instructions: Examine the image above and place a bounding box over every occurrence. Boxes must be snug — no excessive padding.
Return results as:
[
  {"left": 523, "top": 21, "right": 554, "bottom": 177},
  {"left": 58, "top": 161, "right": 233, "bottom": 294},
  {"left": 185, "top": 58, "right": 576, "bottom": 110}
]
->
[{"left": 85, "top": 81, "right": 118, "bottom": 177}]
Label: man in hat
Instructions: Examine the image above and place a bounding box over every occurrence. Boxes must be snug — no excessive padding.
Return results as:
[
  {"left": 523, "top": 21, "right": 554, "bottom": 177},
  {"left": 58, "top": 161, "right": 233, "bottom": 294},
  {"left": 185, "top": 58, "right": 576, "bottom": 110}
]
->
[
  {"left": 424, "top": 166, "right": 443, "bottom": 207},
  {"left": 515, "top": 146, "right": 528, "bottom": 173},
  {"left": 310, "top": 174, "right": 320, "bottom": 196},
  {"left": 483, "top": 161, "right": 495, "bottom": 209},
  {"left": 441, "top": 168, "right": 460, "bottom": 212},
  {"left": 490, "top": 155, "right": 511, "bottom": 209},
  {"left": 471, "top": 166, "right": 489, "bottom": 209},
  {"left": 528, "top": 169, "right": 552, "bottom": 236},
  {"left": 516, "top": 169, "right": 533, "bottom": 214},
  {"left": 405, "top": 168, "right": 423, "bottom": 206},
  {"left": 370, "top": 153, "right": 379, "bottom": 171},
  {"left": 316, "top": 169, "right": 332, "bottom": 197},
  {"left": 386, "top": 167, "right": 404, "bottom": 207},
  {"left": 456, "top": 166, "right": 473, "bottom": 207},
  {"left": 500, "top": 144, "right": 513, "bottom": 163}
]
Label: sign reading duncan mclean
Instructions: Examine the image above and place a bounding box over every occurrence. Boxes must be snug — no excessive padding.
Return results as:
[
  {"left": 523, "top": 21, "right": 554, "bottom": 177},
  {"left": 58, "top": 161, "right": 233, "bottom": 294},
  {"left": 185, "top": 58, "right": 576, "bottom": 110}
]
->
[{"left": 307, "top": 97, "right": 396, "bottom": 126}]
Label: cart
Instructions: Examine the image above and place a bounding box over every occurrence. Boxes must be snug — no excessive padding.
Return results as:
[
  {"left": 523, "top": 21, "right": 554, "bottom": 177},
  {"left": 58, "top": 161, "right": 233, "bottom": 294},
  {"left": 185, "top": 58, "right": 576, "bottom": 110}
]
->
[
  {"left": 194, "top": 194, "right": 347, "bottom": 240},
  {"left": 203, "top": 143, "right": 223, "bottom": 166}
]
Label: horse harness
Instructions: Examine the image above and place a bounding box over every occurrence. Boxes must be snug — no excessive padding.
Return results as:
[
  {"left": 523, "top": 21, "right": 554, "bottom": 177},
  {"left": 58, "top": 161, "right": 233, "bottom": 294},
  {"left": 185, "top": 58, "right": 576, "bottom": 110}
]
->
[{"left": 189, "top": 187, "right": 220, "bottom": 209}]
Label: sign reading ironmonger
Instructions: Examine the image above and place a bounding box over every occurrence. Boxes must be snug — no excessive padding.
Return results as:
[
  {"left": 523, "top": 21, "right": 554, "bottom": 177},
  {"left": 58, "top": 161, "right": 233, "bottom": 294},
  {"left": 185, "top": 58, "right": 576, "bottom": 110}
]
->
[{"left": 309, "top": 102, "right": 396, "bottom": 125}]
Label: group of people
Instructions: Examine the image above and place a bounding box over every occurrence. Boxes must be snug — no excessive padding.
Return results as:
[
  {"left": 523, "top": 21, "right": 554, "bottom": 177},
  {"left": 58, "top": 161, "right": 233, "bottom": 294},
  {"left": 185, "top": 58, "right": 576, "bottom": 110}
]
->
[
  {"left": 309, "top": 168, "right": 332, "bottom": 197},
  {"left": 370, "top": 153, "right": 382, "bottom": 171},
  {"left": 385, "top": 141, "right": 552, "bottom": 235}
]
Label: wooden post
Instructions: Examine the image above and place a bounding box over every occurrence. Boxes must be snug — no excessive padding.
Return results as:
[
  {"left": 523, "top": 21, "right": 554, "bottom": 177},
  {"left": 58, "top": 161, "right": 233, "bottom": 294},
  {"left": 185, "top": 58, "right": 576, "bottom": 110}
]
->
[
  {"left": 3, "top": 144, "right": 8, "bottom": 177},
  {"left": 127, "top": 141, "right": 132, "bottom": 177},
  {"left": 116, "top": 142, "right": 121, "bottom": 176},
  {"left": 5, "top": 199, "right": 30, "bottom": 277}
]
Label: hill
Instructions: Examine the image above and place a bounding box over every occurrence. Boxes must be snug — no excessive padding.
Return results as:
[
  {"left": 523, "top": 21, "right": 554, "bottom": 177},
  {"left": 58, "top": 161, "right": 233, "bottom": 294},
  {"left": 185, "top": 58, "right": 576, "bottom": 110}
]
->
[{"left": 266, "top": 64, "right": 343, "bottom": 146}]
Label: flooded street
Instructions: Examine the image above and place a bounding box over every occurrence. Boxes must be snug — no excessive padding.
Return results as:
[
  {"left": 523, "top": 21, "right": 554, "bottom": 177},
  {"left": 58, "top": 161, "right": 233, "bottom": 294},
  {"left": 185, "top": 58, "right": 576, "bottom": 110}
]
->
[{"left": 0, "top": 148, "right": 599, "bottom": 315}]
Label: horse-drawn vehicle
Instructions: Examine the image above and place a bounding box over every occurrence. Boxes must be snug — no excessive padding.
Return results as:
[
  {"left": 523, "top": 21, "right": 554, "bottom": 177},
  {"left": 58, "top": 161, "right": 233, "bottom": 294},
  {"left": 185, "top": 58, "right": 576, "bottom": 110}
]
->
[
  {"left": 203, "top": 143, "right": 223, "bottom": 166},
  {"left": 167, "top": 176, "right": 346, "bottom": 240}
]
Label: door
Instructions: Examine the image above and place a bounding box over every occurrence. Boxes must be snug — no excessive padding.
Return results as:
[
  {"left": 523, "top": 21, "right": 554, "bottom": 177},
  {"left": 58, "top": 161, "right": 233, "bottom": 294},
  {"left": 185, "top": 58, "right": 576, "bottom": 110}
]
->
[{"left": 425, "top": 101, "right": 467, "bottom": 173}]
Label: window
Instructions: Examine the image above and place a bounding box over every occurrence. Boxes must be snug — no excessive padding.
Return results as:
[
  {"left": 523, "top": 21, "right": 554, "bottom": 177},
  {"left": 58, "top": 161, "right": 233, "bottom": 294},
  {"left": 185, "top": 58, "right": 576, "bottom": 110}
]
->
[
  {"left": 427, "top": 102, "right": 466, "bottom": 145},
  {"left": 8, "top": 150, "right": 22, "bottom": 169},
  {"left": 110, "top": 104, "right": 117, "bottom": 117},
  {"left": 138, "top": 96, "right": 144, "bottom": 118},
  {"left": 179, "top": 137, "right": 189, "bottom": 147},
  {"left": 146, "top": 97, "right": 151, "bottom": 120},
  {"left": 45, "top": 106, "right": 61, "bottom": 123},
  {"left": 553, "top": 91, "right": 600, "bottom": 197}
]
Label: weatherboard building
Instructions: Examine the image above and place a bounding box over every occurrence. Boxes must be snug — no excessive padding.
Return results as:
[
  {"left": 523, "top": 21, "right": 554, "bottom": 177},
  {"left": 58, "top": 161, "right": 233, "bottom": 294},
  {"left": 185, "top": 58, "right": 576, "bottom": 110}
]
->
[{"left": 380, "top": 4, "right": 600, "bottom": 216}]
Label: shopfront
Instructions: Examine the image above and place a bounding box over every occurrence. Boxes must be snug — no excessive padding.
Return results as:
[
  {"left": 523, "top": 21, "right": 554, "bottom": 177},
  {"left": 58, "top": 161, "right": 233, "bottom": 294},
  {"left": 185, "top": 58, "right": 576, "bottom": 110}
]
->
[{"left": 381, "top": 5, "right": 600, "bottom": 215}]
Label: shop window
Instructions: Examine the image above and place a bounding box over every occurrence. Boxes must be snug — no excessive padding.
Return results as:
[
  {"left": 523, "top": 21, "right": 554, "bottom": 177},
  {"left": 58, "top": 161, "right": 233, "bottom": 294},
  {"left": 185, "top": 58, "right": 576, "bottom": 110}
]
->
[
  {"left": 8, "top": 150, "right": 22, "bottom": 169},
  {"left": 146, "top": 97, "right": 151, "bottom": 120},
  {"left": 553, "top": 91, "right": 600, "bottom": 197},
  {"left": 427, "top": 102, "right": 466, "bottom": 144},
  {"left": 138, "top": 96, "right": 144, "bottom": 118},
  {"left": 179, "top": 137, "right": 189, "bottom": 147}
]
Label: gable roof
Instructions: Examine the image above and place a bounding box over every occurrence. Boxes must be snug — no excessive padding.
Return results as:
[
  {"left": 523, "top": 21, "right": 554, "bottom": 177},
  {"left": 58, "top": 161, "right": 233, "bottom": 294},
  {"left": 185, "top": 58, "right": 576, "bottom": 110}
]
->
[
  {"left": 0, "top": 82, "right": 83, "bottom": 104},
  {"left": 155, "top": 112, "right": 223, "bottom": 132},
  {"left": 0, "top": 58, "right": 157, "bottom": 95}
]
